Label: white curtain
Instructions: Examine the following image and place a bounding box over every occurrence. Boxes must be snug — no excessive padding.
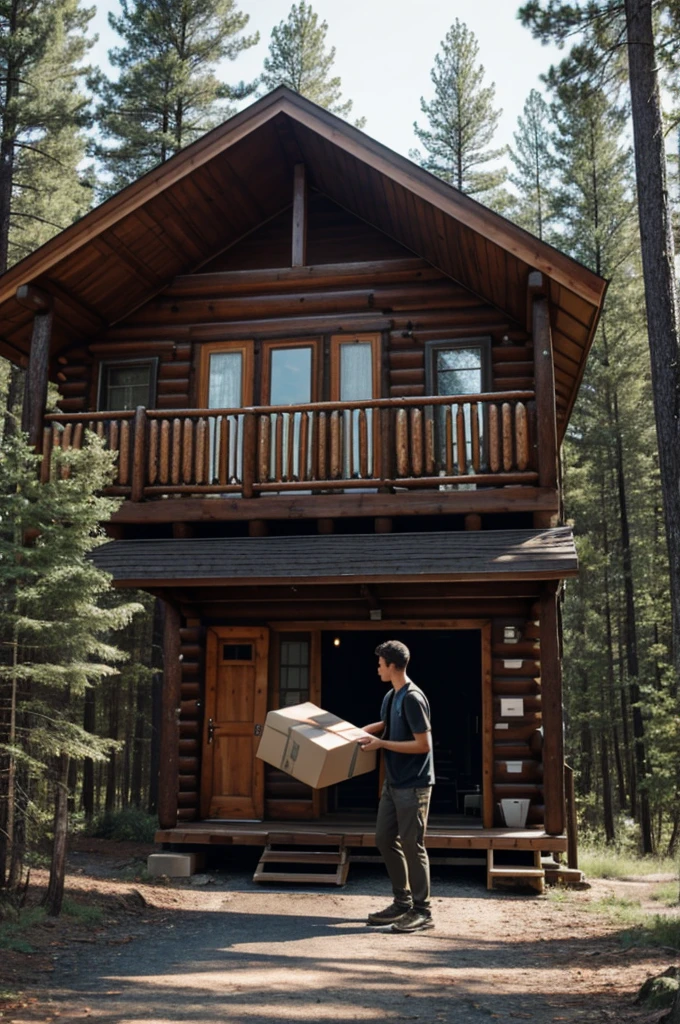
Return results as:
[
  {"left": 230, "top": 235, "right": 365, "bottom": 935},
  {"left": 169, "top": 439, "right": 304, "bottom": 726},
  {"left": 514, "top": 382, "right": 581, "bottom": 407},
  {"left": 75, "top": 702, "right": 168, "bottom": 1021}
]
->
[
  {"left": 340, "top": 343, "right": 373, "bottom": 478},
  {"left": 207, "top": 351, "right": 243, "bottom": 483}
]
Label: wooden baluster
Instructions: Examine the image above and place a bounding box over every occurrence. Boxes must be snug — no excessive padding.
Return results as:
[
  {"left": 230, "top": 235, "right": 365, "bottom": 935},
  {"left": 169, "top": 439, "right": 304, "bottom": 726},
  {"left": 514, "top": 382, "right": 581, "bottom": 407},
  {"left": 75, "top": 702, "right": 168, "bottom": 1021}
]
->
[
  {"left": 445, "top": 405, "right": 453, "bottom": 474},
  {"left": 470, "top": 402, "right": 480, "bottom": 475},
  {"left": 60, "top": 423, "right": 73, "bottom": 479},
  {"left": 488, "top": 405, "right": 500, "bottom": 473},
  {"left": 424, "top": 411, "right": 435, "bottom": 476},
  {"left": 358, "top": 409, "right": 369, "bottom": 478},
  {"left": 310, "top": 411, "right": 318, "bottom": 480},
  {"left": 317, "top": 411, "right": 327, "bottom": 480},
  {"left": 182, "top": 419, "right": 193, "bottom": 483},
  {"left": 396, "top": 407, "right": 409, "bottom": 477},
  {"left": 202, "top": 418, "right": 211, "bottom": 482},
  {"left": 119, "top": 420, "right": 131, "bottom": 485},
  {"left": 96, "top": 420, "right": 105, "bottom": 441},
  {"left": 242, "top": 411, "right": 256, "bottom": 498},
  {"left": 330, "top": 410, "right": 341, "bottom": 479},
  {"left": 378, "top": 406, "right": 391, "bottom": 482},
  {"left": 72, "top": 423, "right": 84, "bottom": 450},
  {"left": 109, "top": 420, "right": 120, "bottom": 481},
  {"left": 299, "top": 411, "right": 309, "bottom": 481},
  {"left": 456, "top": 404, "right": 466, "bottom": 474},
  {"left": 273, "top": 413, "right": 283, "bottom": 483},
  {"left": 410, "top": 408, "right": 423, "bottom": 477},
  {"left": 502, "top": 402, "right": 513, "bottom": 471},
  {"left": 131, "top": 407, "right": 146, "bottom": 501},
  {"left": 41, "top": 426, "right": 52, "bottom": 483},
  {"left": 148, "top": 419, "right": 159, "bottom": 484},
  {"left": 159, "top": 420, "right": 170, "bottom": 483},
  {"left": 171, "top": 418, "right": 182, "bottom": 485},
  {"left": 515, "top": 402, "right": 529, "bottom": 471},
  {"left": 258, "top": 415, "right": 270, "bottom": 483},
  {"left": 232, "top": 415, "right": 240, "bottom": 482},
  {"left": 218, "top": 416, "right": 229, "bottom": 484},
  {"left": 195, "top": 418, "right": 207, "bottom": 485},
  {"left": 286, "top": 413, "right": 295, "bottom": 482}
]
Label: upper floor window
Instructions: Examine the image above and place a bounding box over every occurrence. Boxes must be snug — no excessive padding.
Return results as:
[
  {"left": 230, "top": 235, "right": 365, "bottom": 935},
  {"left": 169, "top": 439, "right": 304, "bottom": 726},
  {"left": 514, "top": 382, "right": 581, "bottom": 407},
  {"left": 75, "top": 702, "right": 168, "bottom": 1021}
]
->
[
  {"left": 426, "top": 339, "right": 491, "bottom": 397},
  {"left": 98, "top": 359, "right": 158, "bottom": 411}
]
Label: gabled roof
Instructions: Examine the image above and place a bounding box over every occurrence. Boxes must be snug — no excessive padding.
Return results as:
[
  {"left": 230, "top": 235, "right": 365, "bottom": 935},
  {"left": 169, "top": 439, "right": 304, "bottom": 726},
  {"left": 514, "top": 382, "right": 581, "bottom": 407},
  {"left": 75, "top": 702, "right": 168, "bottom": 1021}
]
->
[{"left": 0, "top": 86, "right": 606, "bottom": 430}]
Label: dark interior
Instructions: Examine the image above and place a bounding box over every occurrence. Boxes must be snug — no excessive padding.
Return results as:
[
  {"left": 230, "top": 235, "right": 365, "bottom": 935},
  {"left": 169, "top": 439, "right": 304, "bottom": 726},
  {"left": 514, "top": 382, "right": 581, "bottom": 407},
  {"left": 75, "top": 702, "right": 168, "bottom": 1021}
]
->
[{"left": 321, "top": 629, "right": 482, "bottom": 816}]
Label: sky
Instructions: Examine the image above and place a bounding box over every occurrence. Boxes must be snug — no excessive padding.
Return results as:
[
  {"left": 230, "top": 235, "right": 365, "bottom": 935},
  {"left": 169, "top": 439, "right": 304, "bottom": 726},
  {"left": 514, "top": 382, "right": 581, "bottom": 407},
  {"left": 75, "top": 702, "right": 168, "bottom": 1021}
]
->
[{"left": 88, "top": 0, "right": 565, "bottom": 160}]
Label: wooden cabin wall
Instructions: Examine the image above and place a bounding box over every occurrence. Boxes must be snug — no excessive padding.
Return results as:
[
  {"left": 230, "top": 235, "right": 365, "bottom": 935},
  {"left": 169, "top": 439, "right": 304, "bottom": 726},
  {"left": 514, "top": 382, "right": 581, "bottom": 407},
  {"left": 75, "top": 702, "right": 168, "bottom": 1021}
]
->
[
  {"left": 53, "top": 194, "right": 532, "bottom": 415},
  {"left": 169, "top": 598, "right": 548, "bottom": 828}
]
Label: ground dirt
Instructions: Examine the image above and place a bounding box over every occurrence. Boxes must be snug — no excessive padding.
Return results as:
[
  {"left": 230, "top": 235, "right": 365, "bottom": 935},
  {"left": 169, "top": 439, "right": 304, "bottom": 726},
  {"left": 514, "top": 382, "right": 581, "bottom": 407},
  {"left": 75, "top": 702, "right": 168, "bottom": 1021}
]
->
[{"left": 1, "top": 839, "right": 678, "bottom": 1024}]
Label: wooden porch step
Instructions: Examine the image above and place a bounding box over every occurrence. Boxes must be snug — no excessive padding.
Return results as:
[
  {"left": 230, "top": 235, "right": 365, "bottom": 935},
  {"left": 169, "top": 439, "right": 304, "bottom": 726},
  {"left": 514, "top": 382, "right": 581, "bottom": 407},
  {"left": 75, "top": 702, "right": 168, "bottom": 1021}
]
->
[
  {"left": 486, "top": 848, "right": 545, "bottom": 894},
  {"left": 253, "top": 844, "right": 349, "bottom": 886}
]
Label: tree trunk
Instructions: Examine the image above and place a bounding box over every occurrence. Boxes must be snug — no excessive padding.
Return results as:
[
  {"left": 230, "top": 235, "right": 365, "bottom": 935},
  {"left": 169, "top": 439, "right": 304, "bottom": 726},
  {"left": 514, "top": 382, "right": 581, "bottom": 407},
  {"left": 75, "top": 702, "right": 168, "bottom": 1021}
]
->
[
  {"left": 82, "top": 686, "right": 95, "bottom": 820},
  {"left": 105, "top": 683, "right": 118, "bottom": 812},
  {"left": 42, "top": 753, "right": 70, "bottom": 917},
  {"left": 148, "top": 599, "right": 164, "bottom": 815},
  {"left": 625, "top": 0, "right": 680, "bottom": 696},
  {"left": 130, "top": 675, "right": 145, "bottom": 809}
]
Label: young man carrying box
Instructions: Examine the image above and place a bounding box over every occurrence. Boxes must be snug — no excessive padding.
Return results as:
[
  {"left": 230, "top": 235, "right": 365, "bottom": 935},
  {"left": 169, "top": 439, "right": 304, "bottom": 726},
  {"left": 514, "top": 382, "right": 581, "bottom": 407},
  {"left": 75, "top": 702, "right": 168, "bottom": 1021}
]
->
[{"left": 359, "top": 640, "right": 435, "bottom": 933}]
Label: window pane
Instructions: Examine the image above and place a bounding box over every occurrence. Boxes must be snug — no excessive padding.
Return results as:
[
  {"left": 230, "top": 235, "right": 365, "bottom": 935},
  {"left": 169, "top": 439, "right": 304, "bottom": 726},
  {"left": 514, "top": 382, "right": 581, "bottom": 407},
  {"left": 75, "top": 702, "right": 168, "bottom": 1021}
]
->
[
  {"left": 270, "top": 347, "right": 312, "bottom": 405},
  {"left": 102, "top": 364, "right": 151, "bottom": 411},
  {"left": 279, "top": 638, "right": 310, "bottom": 706},
  {"left": 209, "top": 352, "right": 242, "bottom": 408},
  {"left": 436, "top": 348, "right": 483, "bottom": 396},
  {"left": 340, "top": 343, "right": 373, "bottom": 401}
]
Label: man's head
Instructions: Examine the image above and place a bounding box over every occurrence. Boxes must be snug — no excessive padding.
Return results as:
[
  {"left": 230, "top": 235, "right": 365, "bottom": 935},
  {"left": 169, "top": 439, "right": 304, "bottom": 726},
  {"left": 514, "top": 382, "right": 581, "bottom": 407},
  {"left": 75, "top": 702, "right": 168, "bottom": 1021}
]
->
[{"left": 375, "top": 640, "right": 410, "bottom": 682}]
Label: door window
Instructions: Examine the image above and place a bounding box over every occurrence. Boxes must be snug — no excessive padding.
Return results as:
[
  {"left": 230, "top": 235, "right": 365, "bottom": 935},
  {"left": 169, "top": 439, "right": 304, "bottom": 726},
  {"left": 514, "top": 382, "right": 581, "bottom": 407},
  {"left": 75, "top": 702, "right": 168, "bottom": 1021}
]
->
[
  {"left": 279, "top": 635, "right": 311, "bottom": 707},
  {"left": 198, "top": 341, "right": 252, "bottom": 485},
  {"left": 330, "top": 334, "right": 380, "bottom": 479},
  {"left": 426, "top": 339, "right": 490, "bottom": 474}
]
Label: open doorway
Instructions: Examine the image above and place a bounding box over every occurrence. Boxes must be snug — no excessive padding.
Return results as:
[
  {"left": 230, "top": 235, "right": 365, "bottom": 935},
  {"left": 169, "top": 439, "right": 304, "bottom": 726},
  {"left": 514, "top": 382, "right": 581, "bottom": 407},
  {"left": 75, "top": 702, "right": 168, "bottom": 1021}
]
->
[{"left": 321, "top": 629, "right": 482, "bottom": 817}]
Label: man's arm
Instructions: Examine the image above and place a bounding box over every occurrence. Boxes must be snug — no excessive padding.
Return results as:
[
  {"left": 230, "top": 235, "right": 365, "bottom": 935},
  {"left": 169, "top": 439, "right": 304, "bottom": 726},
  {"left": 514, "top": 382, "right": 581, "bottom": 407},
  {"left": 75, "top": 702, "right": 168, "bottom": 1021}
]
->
[
  {"left": 361, "top": 720, "right": 385, "bottom": 735},
  {"left": 359, "top": 730, "right": 432, "bottom": 754}
]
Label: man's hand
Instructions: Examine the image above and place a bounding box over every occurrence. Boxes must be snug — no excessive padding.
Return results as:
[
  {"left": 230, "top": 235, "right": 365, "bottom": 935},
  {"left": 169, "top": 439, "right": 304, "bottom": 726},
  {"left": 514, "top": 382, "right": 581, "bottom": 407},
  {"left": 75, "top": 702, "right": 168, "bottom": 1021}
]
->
[{"left": 359, "top": 735, "right": 383, "bottom": 751}]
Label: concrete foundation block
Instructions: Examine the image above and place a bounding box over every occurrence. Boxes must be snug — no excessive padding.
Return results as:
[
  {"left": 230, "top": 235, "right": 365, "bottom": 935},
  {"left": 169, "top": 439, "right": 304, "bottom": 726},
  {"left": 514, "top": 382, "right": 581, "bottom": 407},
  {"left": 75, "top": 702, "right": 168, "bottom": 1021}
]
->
[{"left": 147, "top": 852, "right": 204, "bottom": 878}]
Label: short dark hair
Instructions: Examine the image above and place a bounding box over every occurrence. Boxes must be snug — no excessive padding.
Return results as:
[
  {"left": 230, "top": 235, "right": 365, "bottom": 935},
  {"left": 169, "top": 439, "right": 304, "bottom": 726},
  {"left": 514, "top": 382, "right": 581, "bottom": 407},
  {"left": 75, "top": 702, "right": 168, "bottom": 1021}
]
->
[{"left": 375, "top": 640, "right": 410, "bottom": 670}]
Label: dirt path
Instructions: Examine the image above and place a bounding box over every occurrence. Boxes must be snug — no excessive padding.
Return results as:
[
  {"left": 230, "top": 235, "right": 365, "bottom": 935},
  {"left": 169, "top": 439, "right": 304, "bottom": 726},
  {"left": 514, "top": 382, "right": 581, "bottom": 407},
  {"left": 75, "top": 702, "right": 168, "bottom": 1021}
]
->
[{"left": 2, "top": 846, "right": 678, "bottom": 1024}]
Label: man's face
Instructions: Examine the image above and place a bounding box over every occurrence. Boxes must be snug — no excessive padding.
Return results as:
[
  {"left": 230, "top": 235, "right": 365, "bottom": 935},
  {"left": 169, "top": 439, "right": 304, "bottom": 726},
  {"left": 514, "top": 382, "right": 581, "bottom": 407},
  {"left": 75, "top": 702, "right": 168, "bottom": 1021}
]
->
[{"left": 377, "top": 656, "right": 392, "bottom": 682}]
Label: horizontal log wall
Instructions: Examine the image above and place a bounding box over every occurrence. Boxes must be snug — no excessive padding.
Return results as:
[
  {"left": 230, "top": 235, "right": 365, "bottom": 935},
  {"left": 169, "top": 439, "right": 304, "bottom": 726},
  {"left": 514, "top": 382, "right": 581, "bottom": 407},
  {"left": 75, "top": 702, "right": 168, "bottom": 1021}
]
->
[
  {"left": 176, "top": 621, "right": 205, "bottom": 823},
  {"left": 55, "top": 197, "right": 532, "bottom": 418}
]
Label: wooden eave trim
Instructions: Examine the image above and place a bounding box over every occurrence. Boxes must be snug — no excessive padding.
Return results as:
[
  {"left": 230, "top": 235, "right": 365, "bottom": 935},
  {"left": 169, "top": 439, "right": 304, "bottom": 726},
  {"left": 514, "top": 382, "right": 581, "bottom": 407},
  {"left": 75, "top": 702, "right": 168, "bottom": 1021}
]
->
[
  {"left": 557, "top": 278, "right": 610, "bottom": 441},
  {"left": 0, "top": 89, "right": 606, "bottom": 316},
  {"left": 109, "top": 568, "right": 579, "bottom": 588}
]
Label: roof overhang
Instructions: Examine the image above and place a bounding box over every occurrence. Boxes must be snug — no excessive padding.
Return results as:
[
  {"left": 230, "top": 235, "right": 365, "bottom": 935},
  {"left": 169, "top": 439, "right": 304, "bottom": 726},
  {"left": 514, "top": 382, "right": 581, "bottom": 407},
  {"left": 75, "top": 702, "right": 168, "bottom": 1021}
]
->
[
  {"left": 90, "top": 528, "right": 578, "bottom": 589},
  {"left": 0, "top": 87, "right": 607, "bottom": 434}
]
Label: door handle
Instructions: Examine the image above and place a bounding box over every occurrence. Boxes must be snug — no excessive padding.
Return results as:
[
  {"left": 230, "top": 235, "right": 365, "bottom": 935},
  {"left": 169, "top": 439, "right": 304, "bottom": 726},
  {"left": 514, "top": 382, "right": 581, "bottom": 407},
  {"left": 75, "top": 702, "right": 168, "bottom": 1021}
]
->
[
  {"left": 254, "top": 724, "right": 262, "bottom": 736},
  {"left": 208, "top": 717, "right": 214, "bottom": 744}
]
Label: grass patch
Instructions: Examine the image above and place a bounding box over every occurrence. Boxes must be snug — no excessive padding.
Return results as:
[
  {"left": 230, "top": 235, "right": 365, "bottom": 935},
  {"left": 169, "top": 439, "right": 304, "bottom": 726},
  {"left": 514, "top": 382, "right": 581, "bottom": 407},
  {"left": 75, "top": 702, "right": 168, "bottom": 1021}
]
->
[
  {"left": 61, "top": 898, "right": 104, "bottom": 926},
  {"left": 651, "top": 881, "right": 680, "bottom": 907},
  {"left": 88, "top": 808, "right": 158, "bottom": 843},
  {"left": 0, "top": 907, "right": 46, "bottom": 953},
  {"left": 619, "top": 916, "right": 680, "bottom": 951},
  {"left": 579, "top": 846, "right": 679, "bottom": 879}
]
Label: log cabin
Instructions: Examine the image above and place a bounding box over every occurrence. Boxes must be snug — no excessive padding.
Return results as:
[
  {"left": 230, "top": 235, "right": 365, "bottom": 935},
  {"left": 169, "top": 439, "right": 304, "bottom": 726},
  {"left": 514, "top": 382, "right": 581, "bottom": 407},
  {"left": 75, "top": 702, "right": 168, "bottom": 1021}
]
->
[{"left": 0, "top": 87, "right": 606, "bottom": 889}]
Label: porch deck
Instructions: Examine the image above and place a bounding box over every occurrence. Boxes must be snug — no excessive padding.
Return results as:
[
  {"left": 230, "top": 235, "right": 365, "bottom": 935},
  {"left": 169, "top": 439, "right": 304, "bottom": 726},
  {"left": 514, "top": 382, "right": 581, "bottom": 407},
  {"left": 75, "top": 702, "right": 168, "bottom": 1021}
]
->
[{"left": 155, "top": 818, "right": 568, "bottom": 853}]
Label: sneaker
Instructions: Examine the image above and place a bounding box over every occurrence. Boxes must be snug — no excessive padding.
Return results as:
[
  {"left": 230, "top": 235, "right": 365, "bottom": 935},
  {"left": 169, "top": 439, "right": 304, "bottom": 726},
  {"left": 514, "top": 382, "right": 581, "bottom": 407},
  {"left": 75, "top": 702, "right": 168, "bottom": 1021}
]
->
[
  {"left": 390, "top": 909, "right": 434, "bottom": 932},
  {"left": 366, "top": 901, "right": 412, "bottom": 925}
]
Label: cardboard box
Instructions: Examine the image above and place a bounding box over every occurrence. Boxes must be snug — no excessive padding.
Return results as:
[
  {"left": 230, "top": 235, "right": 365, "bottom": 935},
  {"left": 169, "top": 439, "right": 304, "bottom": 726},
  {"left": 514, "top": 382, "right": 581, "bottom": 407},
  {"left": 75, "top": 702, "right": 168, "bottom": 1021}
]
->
[{"left": 256, "top": 701, "right": 377, "bottom": 789}]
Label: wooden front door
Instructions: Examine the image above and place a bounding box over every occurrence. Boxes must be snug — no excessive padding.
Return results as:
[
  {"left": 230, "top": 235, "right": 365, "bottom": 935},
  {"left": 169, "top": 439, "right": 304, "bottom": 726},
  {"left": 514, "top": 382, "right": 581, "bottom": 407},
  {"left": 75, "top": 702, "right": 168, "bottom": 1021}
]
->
[{"left": 201, "top": 627, "right": 269, "bottom": 820}]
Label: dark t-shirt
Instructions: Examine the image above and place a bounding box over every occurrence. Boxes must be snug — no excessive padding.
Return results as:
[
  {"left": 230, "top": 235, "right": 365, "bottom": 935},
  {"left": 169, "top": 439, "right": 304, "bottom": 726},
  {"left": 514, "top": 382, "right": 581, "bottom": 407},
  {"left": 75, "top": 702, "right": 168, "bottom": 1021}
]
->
[{"left": 380, "top": 681, "right": 435, "bottom": 788}]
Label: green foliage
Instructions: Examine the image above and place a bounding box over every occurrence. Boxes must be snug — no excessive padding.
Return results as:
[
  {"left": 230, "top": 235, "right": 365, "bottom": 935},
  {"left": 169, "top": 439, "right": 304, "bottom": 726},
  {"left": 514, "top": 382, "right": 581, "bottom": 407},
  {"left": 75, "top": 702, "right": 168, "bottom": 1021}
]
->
[
  {"left": 61, "top": 897, "right": 104, "bottom": 924},
  {"left": 94, "top": 0, "right": 258, "bottom": 196},
  {"left": 651, "top": 881, "right": 680, "bottom": 906},
  {"left": 579, "top": 846, "right": 679, "bottom": 879},
  {"left": 619, "top": 916, "right": 680, "bottom": 951},
  {"left": 508, "top": 89, "right": 555, "bottom": 238},
  {"left": 88, "top": 808, "right": 159, "bottom": 843},
  {"left": 0, "top": 0, "right": 95, "bottom": 268},
  {"left": 411, "top": 19, "right": 507, "bottom": 207},
  {"left": 0, "top": 906, "right": 46, "bottom": 952},
  {"left": 261, "top": 1, "right": 364, "bottom": 127}
]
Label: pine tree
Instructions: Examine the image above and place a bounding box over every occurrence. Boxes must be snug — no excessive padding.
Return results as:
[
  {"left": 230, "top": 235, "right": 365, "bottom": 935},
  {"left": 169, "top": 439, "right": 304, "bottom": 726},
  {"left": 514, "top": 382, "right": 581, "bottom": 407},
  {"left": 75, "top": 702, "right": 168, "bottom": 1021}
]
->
[
  {"left": 411, "top": 19, "right": 507, "bottom": 206},
  {"left": 95, "top": 0, "right": 258, "bottom": 196},
  {"left": 260, "top": 1, "right": 364, "bottom": 127},
  {"left": 508, "top": 89, "right": 554, "bottom": 239},
  {"left": 0, "top": 432, "right": 141, "bottom": 907}
]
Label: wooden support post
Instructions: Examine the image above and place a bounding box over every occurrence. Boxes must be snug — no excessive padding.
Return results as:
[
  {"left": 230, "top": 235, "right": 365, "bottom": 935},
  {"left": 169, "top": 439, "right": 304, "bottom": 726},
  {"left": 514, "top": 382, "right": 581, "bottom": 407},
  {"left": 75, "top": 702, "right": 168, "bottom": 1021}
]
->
[
  {"left": 540, "top": 582, "right": 565, "bottom": 835},
  {"left": 292, "top": 163, "right": 307, "bottom": 267},
  {"left": 374, "top": 517, "right": 392, "bottom": 533},
  {"left": 19, "top": 291, "right": 53, "bottom": 450},
  {"left": 465, "top": 513, "right": 482, "bottom": 531},
  {"left": 317, "top": 518, "right": 334, "bottom": 534},
  {"left": 158, "top": 601, "right": 182, "bottom": 831},
  {"left": 565, "top": 764, "right": 578, "bottom": 868},
  {"left": 249, "top": 519, "right": 268, "bottom": 537},
  {"left": 530, "top": 272, "right": 558, "bottom": 527}
]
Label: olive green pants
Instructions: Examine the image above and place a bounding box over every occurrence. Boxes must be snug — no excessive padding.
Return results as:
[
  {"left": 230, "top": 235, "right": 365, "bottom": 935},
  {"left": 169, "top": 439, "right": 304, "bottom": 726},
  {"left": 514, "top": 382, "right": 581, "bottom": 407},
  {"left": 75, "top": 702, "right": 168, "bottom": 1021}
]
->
[{"left": 375, "top": 782, "right": 432, "bottom": 911}]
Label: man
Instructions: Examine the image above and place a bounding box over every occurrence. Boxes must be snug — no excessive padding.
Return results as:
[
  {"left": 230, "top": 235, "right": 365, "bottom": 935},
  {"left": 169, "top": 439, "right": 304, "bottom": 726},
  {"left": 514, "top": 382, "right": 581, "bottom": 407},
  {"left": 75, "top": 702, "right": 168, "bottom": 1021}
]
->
[{"left": 360, "top": 639, "right": 435, "bottom": 933}]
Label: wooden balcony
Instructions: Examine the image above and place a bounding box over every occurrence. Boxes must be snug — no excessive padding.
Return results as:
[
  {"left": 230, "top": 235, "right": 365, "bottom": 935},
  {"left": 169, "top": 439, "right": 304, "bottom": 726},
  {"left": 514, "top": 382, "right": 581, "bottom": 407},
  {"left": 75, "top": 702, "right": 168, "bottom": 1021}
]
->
[
  {"left": 42, "top": 393, "right": 538, "bottom": 507},
  {"left": 42, "top": 391, "right": 538, "bottom": 510}
]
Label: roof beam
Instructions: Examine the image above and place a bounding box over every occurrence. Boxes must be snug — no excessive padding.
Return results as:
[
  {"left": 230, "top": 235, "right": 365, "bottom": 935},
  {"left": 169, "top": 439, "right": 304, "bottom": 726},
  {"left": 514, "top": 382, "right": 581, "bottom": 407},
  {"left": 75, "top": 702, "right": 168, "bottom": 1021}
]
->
[{"left": 292, "top": 163, "right": 307, "bottom": 267}]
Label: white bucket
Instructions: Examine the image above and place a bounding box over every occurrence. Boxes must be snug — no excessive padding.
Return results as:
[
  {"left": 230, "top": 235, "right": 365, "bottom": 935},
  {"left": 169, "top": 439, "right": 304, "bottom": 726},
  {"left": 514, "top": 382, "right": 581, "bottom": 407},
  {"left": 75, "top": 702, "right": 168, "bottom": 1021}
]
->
[{"left": 500, "top": 798, "right": 530, "bottom": 828}]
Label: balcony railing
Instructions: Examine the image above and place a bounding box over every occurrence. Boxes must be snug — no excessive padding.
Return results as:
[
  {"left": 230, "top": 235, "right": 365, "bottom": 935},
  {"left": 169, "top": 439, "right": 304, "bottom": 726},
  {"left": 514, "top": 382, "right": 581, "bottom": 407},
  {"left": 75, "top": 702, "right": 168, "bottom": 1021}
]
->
[{"left": 42, "top": 392, "right": 537, "bottom": 500}]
